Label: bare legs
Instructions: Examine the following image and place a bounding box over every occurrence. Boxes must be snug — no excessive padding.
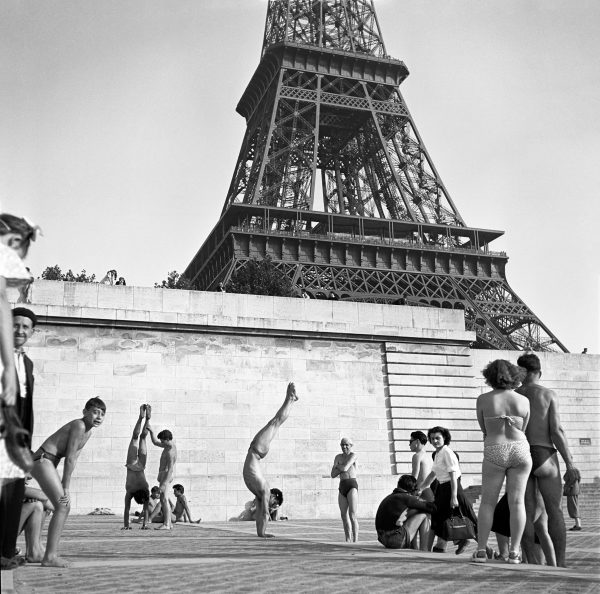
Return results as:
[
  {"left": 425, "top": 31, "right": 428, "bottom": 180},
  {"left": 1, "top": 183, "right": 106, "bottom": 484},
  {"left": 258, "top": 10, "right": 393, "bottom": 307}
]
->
[
  {"left": 242, "top": 383, "right": 297, "bottom": 538},
  {"left": 18, "top": 501, "right": 45, "bottom": 562},
  {"left": 522, "top": 453, "right": 565, "bottom": 567},
  {"left": 477, "top": 456, "right": 531, "bottom": 558},
  {"left": 338, "top": 489, "right": 359, "bottom": 542},
  {"left": 30, "top": 459, "right": 70, "bottom": 567}
]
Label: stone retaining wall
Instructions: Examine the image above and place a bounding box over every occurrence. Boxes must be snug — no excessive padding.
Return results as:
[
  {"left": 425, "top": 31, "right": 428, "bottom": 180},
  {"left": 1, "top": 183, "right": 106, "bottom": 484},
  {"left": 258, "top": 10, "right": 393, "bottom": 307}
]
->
[{"left": 8, "top": 281, "right": 598, "bottom": 520}]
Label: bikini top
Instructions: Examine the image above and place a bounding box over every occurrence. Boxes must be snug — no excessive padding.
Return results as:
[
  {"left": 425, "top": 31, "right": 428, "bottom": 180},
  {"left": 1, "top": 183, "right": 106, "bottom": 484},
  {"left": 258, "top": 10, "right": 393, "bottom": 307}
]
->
[{"left": 484, "top": 415, "right": 525, "bottom": 431}]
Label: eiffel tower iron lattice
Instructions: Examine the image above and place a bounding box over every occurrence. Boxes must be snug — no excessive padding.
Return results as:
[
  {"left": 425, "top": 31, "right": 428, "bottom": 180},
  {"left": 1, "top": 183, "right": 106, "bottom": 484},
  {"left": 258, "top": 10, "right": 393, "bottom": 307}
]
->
[{"left": 185, "top": 0, "right": 567, "bottom": 352}]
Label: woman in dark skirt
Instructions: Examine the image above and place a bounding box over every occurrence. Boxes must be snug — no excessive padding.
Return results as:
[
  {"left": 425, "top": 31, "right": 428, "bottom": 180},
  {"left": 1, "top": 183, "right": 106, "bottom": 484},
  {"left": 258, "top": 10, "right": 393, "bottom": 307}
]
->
[{"left": 418, "top": 426, "right": 478, "bottom": 555}]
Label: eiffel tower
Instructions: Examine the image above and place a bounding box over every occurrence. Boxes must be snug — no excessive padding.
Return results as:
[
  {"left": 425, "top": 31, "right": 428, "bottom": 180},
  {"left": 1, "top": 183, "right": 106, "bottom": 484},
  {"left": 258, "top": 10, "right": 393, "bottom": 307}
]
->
[{"left": 184, "top": 0, "right": 566, "bottom": 352}]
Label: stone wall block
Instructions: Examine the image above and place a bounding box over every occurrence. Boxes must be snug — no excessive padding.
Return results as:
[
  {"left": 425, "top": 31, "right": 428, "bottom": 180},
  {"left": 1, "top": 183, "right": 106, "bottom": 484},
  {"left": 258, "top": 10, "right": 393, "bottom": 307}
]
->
[
  {"left": 64, "top": 282, "right": 98, "bottom": 308},
  {"left": 133, "top": 286, "right": 163, "bottom": 312}
]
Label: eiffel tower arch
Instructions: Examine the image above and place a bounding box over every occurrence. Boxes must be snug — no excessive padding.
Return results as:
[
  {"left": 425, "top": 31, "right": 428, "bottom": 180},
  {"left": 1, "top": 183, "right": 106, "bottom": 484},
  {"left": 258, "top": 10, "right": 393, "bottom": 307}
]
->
[{"left": 185, "top": 0, "right": 566, "bottom": 352}]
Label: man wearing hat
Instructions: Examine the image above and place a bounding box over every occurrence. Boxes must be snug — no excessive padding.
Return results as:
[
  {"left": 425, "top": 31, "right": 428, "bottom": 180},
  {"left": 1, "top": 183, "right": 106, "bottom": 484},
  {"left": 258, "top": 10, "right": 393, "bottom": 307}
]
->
[{"left": 0, "top": 307, "right": 36, "bottom": 569}]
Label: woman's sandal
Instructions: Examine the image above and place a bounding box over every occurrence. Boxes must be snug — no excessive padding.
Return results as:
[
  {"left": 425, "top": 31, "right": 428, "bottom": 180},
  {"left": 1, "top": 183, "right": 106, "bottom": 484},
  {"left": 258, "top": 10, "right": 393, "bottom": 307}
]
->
[
  {"left": 508, "top": 551, "right": 522, "bottom": 564},
  {"left": 432, "top": 546, "right": 446, "bottom": 553},
  {"left": 471, "top": 549, "right": 487, "bottom": 563}
]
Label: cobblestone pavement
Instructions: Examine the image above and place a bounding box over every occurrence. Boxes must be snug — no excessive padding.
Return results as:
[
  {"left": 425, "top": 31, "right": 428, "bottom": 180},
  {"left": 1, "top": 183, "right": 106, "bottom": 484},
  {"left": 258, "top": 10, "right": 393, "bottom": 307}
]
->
[{"left": 4, "top": 517, "right": 599, "bottom": 593}]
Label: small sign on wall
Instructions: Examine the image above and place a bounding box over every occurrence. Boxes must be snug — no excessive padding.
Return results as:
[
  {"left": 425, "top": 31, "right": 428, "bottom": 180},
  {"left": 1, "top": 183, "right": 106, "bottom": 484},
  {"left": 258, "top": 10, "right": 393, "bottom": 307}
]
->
[{"left": 579, "top": 438, "right": 592, "bottom": 446}]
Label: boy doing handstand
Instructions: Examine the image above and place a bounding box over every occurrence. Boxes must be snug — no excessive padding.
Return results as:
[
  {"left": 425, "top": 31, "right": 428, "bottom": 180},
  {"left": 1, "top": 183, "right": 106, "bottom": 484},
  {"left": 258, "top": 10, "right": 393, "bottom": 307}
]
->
[
  {"left": 147, "top": 422, "right": 176, "bottom": 530},
  {"left": 122, "top": 405, "right": 151, "bottom": 530},
  {"left": 30, "top": 397, "right": 106, "bottom": 567}
]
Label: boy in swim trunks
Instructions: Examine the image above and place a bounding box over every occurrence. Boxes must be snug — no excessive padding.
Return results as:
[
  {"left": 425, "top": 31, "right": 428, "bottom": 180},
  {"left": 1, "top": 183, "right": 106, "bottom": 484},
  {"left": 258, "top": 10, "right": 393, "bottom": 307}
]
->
[
  {"left": 30, "top": 397, "right": 106, "bottom": 567},
  {"left": 243, "top": 382, "right": 297, "bottom": 538},
  {"left": 122, "top": 405, "right": 151, "bottom": 530},
  {"left": 146, "top": 422, "right": 177, "bottom": 530},
  {"left": 172, "top": 484, "right": 201, "bottom": 523},
  {"left": 331, "top": 437, "right": 358, "bottom": 542}
]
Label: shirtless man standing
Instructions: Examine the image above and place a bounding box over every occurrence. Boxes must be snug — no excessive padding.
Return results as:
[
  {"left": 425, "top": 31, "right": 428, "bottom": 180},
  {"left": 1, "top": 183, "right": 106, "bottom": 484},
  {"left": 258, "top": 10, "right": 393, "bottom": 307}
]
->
[
  {"left": 122, "top": 405, "right": 151, "bottom": 530},
  {"left": 409, "top": 430, "right": 434, "bottom": 550},
  {"left": 516, "top": 353, "right": 580, "bottom": 567},
  {"left": 331, "top": 438, "right": 359, "bottom": 542},
  {"left": 146, "top": 422, "right": 177, "bottom": 531},
  {"left": 30, "top": 397, "right": 106, "bottom": 567},
  {"left": 243, "top": 382, "right": 297, "bottom": 538}
]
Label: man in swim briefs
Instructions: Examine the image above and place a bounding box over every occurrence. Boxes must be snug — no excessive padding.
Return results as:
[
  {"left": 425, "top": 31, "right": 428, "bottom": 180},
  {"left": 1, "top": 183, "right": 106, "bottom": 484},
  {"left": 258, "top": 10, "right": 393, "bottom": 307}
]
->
[
  {"left": 30, "top": 397, "right": 106, "bottom": 567},
  {"left": 242, "top": 382, "right": 297, "bottom": 538},
  {"left": 146, "top": 422, "right": 177, "bottom": 530},
  {"left": 331, "top": 437, "right": 358, "bottom": 542},
  {"left": 516, "top": 353, "right": 580, "bottom": 567},
  {"left": 122, "top": 405, "right": 151, "bottom": 530}
]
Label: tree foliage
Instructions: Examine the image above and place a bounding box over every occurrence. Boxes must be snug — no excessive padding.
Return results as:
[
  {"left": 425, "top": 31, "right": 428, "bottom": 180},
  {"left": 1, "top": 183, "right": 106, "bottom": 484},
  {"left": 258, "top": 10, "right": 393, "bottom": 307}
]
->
[
  {"left": 226, "top": 256, "right": 294, "bottom": 297},
  {"left": 154, "top": 271, "right": 192, "bottom": 290},
  {"left": 40, "top": 265, "right": 96, "bottom": 283}
]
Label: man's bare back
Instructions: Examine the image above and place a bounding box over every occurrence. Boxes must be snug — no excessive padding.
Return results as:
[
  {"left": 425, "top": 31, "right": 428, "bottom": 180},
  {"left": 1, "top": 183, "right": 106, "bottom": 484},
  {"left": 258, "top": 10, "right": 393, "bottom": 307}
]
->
[{"left": 516, "top": 383, "right": 554, "bottom": 447}]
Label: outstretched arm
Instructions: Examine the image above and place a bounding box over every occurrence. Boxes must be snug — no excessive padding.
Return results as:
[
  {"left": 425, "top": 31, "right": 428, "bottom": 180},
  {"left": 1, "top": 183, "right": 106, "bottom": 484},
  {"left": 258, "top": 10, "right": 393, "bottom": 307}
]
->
[
  {"left": 146, "top": 424, "right": 164, "bottom": 448},
  {"left": 123, "top": 493, "right": 132, "bottom": 529}
]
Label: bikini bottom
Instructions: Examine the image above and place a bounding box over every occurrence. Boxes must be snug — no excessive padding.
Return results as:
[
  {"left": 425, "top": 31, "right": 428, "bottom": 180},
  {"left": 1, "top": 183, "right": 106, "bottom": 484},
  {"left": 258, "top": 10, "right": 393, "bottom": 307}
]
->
[{"left": 483, "top": 441, "right": 531, "bottom": 469}]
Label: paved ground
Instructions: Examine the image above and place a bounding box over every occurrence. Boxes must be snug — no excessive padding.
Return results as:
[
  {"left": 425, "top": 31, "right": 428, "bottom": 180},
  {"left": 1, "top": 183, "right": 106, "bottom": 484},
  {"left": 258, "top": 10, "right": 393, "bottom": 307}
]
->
[{"left": 3, "top": 517, "right": 599, "bottom": 593}]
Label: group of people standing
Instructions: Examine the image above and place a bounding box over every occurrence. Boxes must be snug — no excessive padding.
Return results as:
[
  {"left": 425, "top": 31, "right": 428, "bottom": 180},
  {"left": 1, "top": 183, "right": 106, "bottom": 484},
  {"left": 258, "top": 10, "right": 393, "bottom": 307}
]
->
[{"left": 371, "top": 356, "right": 581, "bottom": 567}]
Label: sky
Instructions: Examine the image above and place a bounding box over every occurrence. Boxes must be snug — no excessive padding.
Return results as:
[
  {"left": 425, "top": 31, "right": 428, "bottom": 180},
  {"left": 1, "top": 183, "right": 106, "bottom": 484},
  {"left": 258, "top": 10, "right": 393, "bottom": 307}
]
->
[{"left": 1, "top": 0, "right": 599, "bottom": 353}]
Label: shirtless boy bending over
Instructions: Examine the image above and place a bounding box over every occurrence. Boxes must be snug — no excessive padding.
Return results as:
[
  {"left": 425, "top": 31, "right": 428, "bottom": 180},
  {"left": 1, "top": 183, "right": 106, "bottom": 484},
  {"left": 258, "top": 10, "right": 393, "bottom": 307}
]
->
[
  {"left": 30, "top": 397, "right": 106, "bottom": 567},
  {"left": 243, "top": 382, "right": 297, "bottom": 538},
  {"left": 147, "top": 422, "right": 177, "bottom": 530},
  {"left": 122, "top": 405, "right": 151, "bottom": 530}
]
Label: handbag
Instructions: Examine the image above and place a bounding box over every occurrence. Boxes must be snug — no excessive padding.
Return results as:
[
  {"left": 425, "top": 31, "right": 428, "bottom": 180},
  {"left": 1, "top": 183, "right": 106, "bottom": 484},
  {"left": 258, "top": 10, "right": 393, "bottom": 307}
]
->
[{"left": 444, "top": 509, "right": 476, "bottom": 541}]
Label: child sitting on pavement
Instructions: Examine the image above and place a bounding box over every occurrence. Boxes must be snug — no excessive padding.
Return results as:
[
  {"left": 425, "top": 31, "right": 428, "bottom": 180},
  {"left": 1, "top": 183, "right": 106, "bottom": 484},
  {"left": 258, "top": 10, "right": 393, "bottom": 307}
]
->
[{"left": 172, "top": 484, "right": 201, "bottom": 523}]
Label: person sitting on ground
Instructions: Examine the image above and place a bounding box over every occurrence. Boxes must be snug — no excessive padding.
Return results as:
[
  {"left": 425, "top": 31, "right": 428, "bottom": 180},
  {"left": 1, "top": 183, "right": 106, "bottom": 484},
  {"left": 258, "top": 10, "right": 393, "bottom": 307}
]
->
[
  {"left": 516, "top": 353, "right": 581, "bottom": 567},
  {"left": 30, "top": 397, "right": 106, "bottom": 567},
  {"left": 331, "top": 437, "right": 359, "bottom": 543},
  {"left": 18, "top": 475, "right": 53, "bottom": 563},
  {"left": 146, "top": 423, "right": 177, "bottom": 531},
  {"left": 133, "top": 486, "right": 160, "bottom": 523},
  {"left": 243, "top": 382, "right": 297, "bottom": 538},
  {"left": 172, "top": 484, "right": 201, "bottom": 523},
  {"left": 122, "top": 405, "right": 151, "bottom": 530},
  {"left": 375, "top": 475, "right": 436, "bottom": 550},
  {"left": 472, "top": 360, "right": 532, "bottom": 564}
]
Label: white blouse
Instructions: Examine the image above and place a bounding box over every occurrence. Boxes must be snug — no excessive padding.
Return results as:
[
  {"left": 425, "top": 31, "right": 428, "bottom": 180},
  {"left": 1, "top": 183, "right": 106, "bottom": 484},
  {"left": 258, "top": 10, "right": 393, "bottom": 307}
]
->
[{"left": 432, "top": 445, "right": 461, "bottom": 483}]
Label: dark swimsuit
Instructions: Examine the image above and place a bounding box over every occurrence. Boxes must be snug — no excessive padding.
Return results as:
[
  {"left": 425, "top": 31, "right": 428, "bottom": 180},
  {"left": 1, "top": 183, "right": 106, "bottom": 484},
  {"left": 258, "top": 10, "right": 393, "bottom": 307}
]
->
[
  {"left": 530, "top": 445, "right": 557, "bottom": 473},
  {"left": 32, "top": 447, "right": 61, "bottom": 468},
  {"left": 339, "top": 478, "right": 358, "bottom": 497}
]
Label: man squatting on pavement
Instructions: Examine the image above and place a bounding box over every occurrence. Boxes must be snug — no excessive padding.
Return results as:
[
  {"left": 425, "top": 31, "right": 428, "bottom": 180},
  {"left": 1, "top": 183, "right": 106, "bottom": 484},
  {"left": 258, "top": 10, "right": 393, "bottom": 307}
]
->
[
  {"left": 122, "top": 405, "right": 152, "bottom": 530},
  {"left": 243, "top": 382, "right": 297, "bottom": 537},
  {"left": 376, "top": 475, "right": 436, "bottom": 549},
  {"left": 516, "top": 353, "right": 581, "bottom": 568}
]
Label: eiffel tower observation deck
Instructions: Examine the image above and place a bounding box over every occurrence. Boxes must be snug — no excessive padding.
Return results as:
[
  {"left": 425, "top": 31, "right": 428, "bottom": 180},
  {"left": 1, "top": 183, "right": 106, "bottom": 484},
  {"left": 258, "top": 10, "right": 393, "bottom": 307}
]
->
[{"left": 185, "top": 0, "right": 566, "bottom": 352}]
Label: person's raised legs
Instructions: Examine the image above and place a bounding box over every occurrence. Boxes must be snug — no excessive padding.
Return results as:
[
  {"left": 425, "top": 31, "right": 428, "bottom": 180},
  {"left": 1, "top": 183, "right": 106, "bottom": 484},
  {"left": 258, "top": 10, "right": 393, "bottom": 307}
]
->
[
  {"left": 30, "top": 460, "right": 70, "bottom": 567},
  {"left": 249, "top": 383, "right": 297, "bottom": 458}
]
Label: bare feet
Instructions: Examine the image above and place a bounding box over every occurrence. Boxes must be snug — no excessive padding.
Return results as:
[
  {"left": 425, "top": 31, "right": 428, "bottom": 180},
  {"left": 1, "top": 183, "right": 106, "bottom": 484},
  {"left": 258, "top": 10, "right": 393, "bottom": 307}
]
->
[
  {"left": 139, "top": 404, "right": 146, "bottom": 418},
  {"left": 26, "top": 556, "right": 43, "bottom": 563},
  {"left": 145, "top": 404, "right": 152, "bottom": 419},
  {"left": 194, "top": 519, "right": 202, "bottom": 524},
  {"left": 42, "top": 557, "right": 70, "bottom": 568},
  {"left": 155, "top": 524, "right": 171, "bottom": 531},
  {"left": 140, "top": 525, "right": 150, "bottom": 530},
  {"left": 286, "top": 382, "right": 298, "bottom": 402},
  {"left": 121, "top": 526, "right": 132, "bottom": 530},
  {"left": 261, "top": 534, "right": 275, "bottom": 538}
]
